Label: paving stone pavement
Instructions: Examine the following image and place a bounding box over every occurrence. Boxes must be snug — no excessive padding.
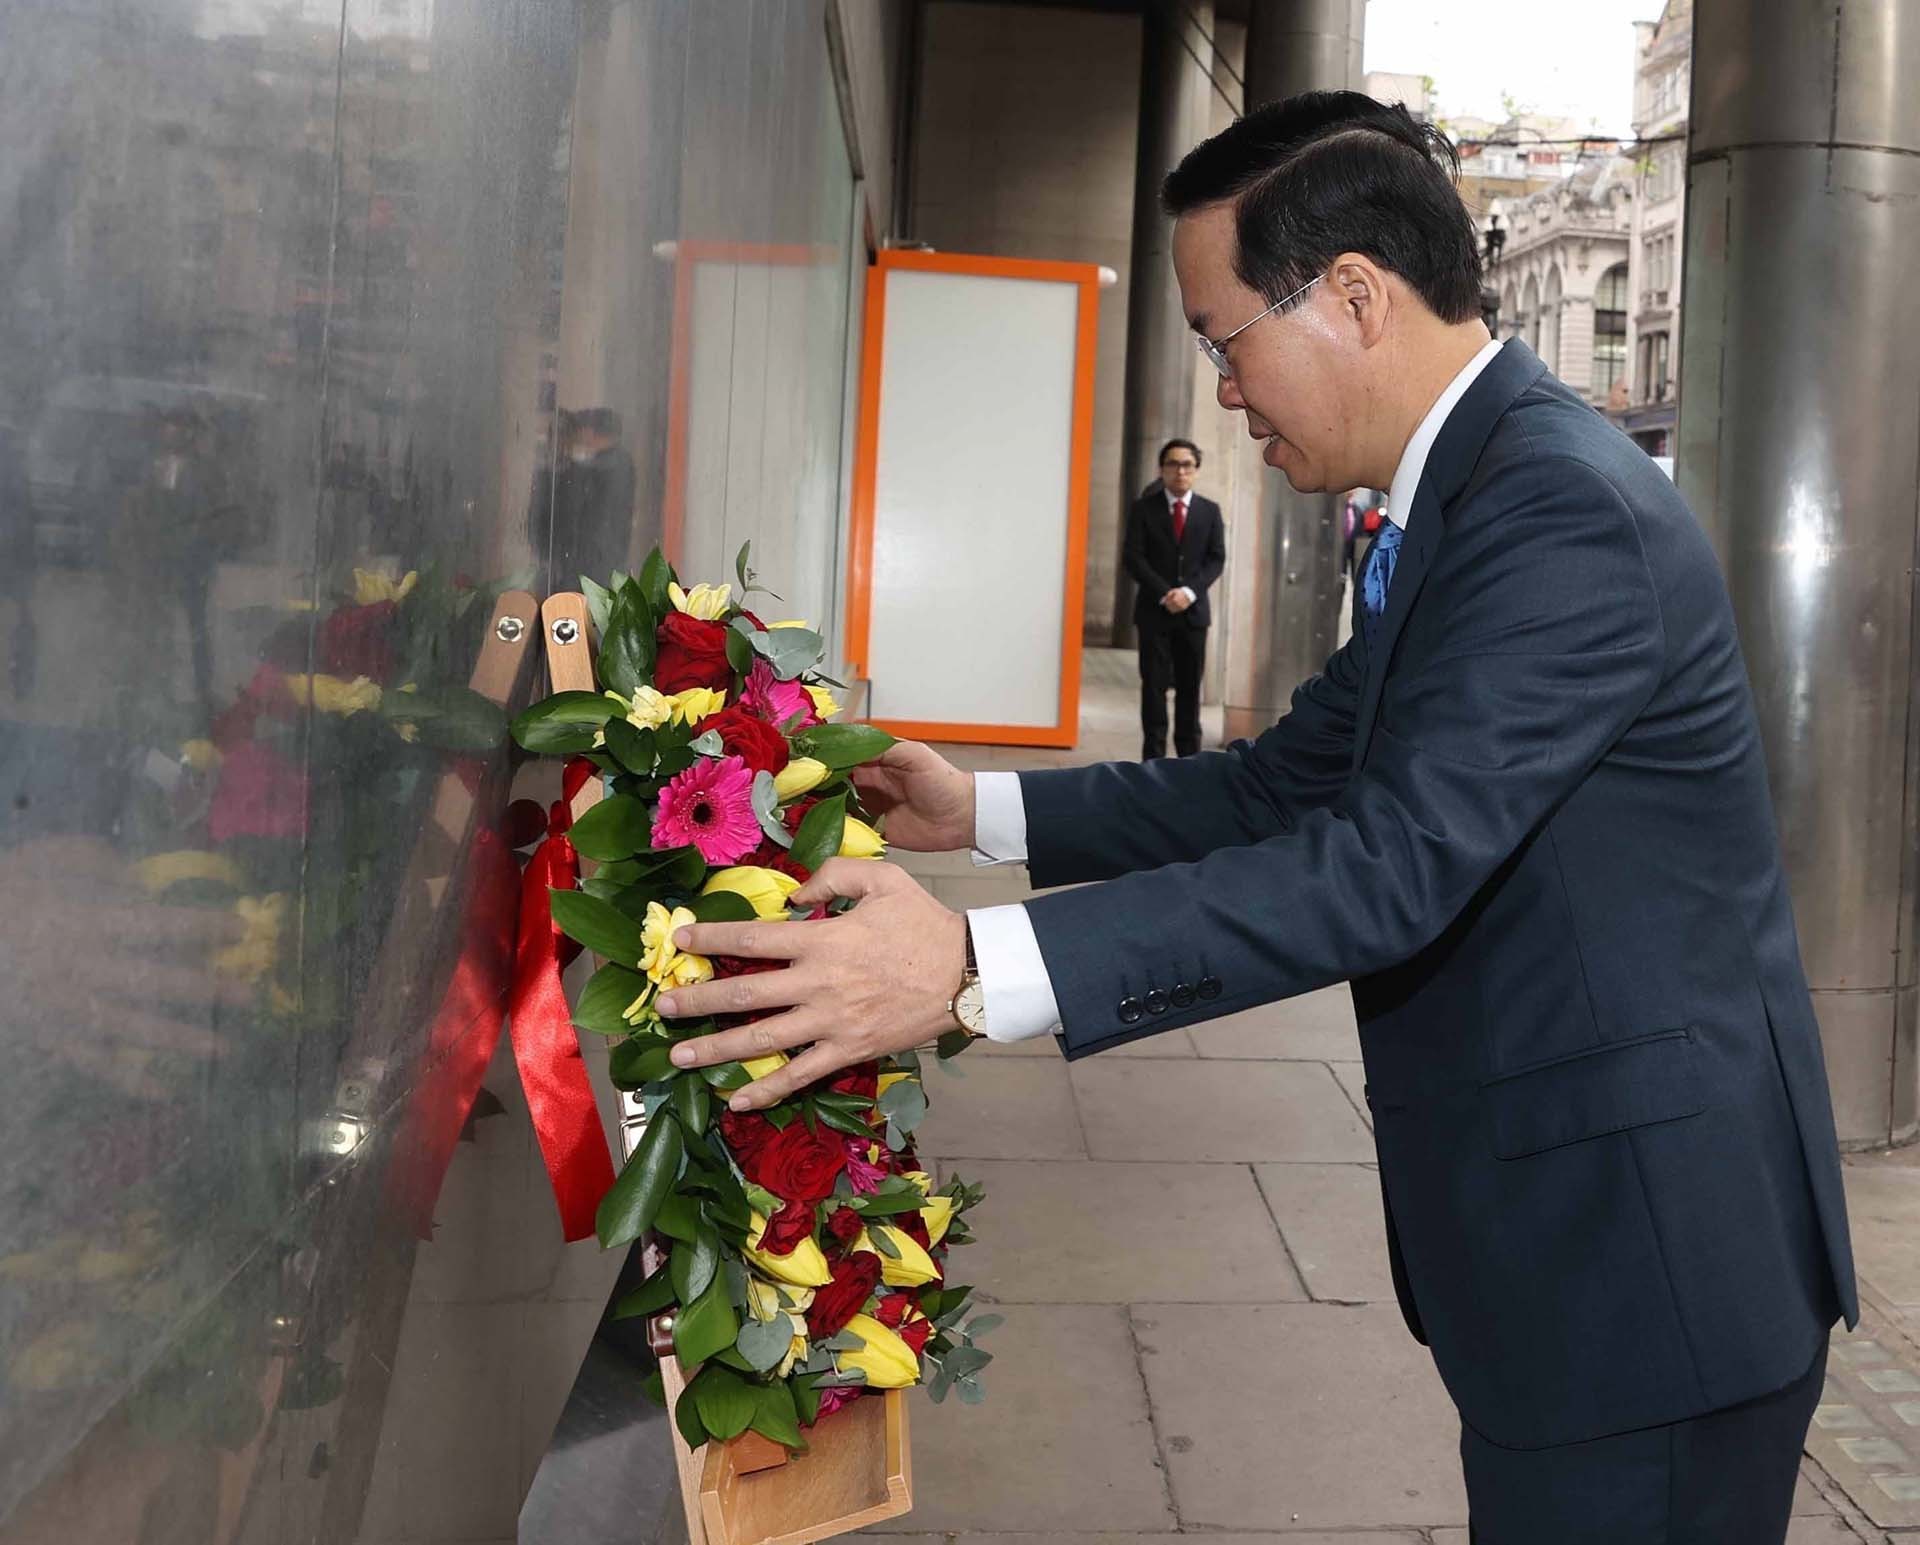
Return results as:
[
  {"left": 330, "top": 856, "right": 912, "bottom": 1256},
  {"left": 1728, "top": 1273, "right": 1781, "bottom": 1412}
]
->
[{"left": 861, "top": 649, "right": 1920, "bottom": 1543}]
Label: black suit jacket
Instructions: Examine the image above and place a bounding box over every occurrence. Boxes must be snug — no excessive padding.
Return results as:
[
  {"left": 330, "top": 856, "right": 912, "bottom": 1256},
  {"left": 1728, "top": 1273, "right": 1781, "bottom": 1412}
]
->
[
  {"left": 1123, "top": 490, "right": 1225, "bottom": 630},
  {"left": 1016, "top": 342, "right": 1855, "bottom": 1449}
]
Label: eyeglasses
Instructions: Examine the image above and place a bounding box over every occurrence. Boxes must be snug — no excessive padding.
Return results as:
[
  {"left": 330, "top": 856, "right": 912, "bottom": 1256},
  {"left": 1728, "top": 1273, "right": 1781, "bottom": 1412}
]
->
[
  {"left": 1195, "top": 274, "right": 1324, "bottom": 378},
  {"left": 1161, "top": 459, "right": 1198, "bottom": 471}
]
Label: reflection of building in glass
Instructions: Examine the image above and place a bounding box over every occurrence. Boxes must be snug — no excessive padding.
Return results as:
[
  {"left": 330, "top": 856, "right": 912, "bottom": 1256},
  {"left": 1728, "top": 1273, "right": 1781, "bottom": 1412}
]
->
[{"left": 1618, "top": 0, "right": 1690, "bottom": 456}]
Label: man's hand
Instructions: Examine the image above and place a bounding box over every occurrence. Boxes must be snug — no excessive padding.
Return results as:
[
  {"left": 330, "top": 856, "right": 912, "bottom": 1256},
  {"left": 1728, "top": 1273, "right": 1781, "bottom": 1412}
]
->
[
  {"left": 846, "top": 741, "right": 974, "bottom": 853},
  {"left": 660, "top": 858, "right": 966, "bottom": 1110},
  {"left": 1162, "top": 588, "right": 1193, "bottom": 614}
]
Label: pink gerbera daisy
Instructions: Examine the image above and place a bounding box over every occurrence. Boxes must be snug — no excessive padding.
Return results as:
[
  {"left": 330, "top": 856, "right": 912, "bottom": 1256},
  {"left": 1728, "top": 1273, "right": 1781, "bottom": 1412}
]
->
[
  {"left": 652, "top": 754, "right": 760, "bottom": 864},
  {"left": 741, "top": 659, "right": 818, "bottom": 731}
]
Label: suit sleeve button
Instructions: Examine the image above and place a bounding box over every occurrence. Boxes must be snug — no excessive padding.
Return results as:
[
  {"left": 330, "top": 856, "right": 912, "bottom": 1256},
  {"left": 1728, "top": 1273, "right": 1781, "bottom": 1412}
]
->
[
  {"left": 1197, "top": 976, "right": 1222, "bottom": 1000},
  {"left": 1117, "top": 996, "right": 1144, "bottom": 1025},
  {"left": 1171, "top": 982, "right": 1196, "bottom": 1008},
  {"left": 1145, "top": 989, "right": 1169, "bottom": 1015}
]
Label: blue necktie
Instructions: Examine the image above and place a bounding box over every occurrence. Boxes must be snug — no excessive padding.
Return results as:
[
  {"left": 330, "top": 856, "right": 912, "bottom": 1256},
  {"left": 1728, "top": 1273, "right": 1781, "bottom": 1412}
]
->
[{"left": 1361, "top": 520, "right": 1404, "bottom": 654}]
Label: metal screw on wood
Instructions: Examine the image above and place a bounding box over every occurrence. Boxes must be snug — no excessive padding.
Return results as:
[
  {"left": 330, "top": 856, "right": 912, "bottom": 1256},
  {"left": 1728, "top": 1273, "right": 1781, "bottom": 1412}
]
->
[
  {"left": 656, "top": 1315, "right": 675, "bottom": 1335},
  {"left": 496, "top": 615, "right": 525, "bottom": 642},
  {"left": 551, "top": 618, "right": 579, "bottom": 646}
]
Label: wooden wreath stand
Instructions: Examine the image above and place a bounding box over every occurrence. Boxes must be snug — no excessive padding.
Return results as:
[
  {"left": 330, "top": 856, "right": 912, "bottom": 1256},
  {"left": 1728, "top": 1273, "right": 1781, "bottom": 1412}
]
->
[{"left": 540, "top": 592, "right": 912, "bottom": 1545}]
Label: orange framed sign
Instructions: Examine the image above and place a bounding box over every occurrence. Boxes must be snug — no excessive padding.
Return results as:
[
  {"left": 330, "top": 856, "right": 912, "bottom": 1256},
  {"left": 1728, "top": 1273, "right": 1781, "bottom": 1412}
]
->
[{"left": 844, "top": 250, "right": 1099, "bottom": 748}]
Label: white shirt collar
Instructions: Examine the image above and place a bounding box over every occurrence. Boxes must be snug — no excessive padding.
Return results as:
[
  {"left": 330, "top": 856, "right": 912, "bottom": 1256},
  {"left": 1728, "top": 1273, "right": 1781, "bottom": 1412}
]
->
[
  {"left": 1384, "top": 338, "right": 1504, "bottom": 531},
  {"left": 1165, "top": 485, "right": 1193, "bottom": 510}
]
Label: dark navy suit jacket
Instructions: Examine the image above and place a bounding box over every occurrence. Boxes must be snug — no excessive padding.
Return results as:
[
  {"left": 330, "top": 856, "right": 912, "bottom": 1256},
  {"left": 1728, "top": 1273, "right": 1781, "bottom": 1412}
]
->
[
  {"left": 1122, "top": 490, "right": 1226, "bottom": 630},
  {"left": 1019, "top": 341, "right": 1856, "bottom": 1448}
]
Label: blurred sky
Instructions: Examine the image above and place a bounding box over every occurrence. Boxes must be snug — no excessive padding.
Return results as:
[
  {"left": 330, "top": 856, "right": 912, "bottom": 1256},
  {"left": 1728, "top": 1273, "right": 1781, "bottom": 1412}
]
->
[{"left": 1364, "top": 0, "right": 1662, "bottom": 136}]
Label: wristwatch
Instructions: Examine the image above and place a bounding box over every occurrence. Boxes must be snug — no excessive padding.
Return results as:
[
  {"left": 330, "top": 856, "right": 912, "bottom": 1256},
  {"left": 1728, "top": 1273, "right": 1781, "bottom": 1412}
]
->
[{"left": 947, "top": 918, "right": 986, "bottom": 1037}]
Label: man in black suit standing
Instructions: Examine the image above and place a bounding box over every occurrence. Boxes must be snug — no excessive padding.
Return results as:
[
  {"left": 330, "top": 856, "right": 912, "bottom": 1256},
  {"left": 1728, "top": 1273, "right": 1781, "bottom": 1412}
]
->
[{"left": 1123, "top": 438, "right": 1225, "bottom": 759}]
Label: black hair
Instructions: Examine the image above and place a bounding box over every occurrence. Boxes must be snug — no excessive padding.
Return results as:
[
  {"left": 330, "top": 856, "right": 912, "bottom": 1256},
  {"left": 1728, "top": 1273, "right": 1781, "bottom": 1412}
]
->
[
  {"left": 574, "top": 407, "right": 623, "bottom": 439},
  {"left": 1162, "top": 90, "right": 1483, "bottom": 325},
  {"left": 1158, "top": 438, "right": 1202, "bottom": 469}
]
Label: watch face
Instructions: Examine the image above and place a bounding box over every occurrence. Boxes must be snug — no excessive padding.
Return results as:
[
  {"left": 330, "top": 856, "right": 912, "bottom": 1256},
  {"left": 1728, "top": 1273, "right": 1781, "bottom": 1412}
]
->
[{"left": 956, "top": 980, "right": 987, "bottom": 1034}]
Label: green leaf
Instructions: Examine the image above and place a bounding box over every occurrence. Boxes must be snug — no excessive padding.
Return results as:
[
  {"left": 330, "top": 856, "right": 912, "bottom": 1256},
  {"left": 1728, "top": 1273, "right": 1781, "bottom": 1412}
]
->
[
  {"left": 599, "top": 588, "right": 657, "bottom": 698},
  {"left": 596, "top": 1114, "right": 684, "bottom": 1249},
  {"left": 751, "top": 1379, "right": 804, "bottom": 1448},
  {"left": 786, "top": 793, "right": 846, "bottom": 874},
  {"left": 701, "top": 1061, "right": 753, "bottom": 1092},
  {"left": 866, "top": 1226, "right": 901, "bottom": 1260},
  {"left": 688, "top": 1362, "right": 758, "bottom": 1442},
  {"left": 736, "top": 1313, "right": 795, "bottom": 1373},
  {"left": 956, "top": 1375, "right": 987, "bottom": 1405},
  {"left": 936, "top": 1029, "right": 979, "bottom": 1061},
  {"left": 638, "top": 548, "right": 675, "bottom": 615},
  {"left": 582, "top": 575, "right": 616, "bottom": 638},
  {"left": 811, "top": 1103, "right": 873, "bottom": 1139},
  {"left": 568, "top": 795, "right": 653, "bottom": 863},
  {"left": 549, "top": 889, "right": 646, "bottom": 966},
  {"left": 675, "top": 1385, "right": 709, "bottom": 1450},
  {"left": 688, "top": 889, "right": 756, "bottom": 924},
  {"left": 877, "top": 1078, "right": 929, "bottom": 1136},
  {"left": 725, "top": 617, "right": 756, "bottom": 675},
  {"left": 743, "top": 1181, "right": 784, "bottom": 1217},
  {"left": 675, "top": 1274, "right": 741, "bottom": 1367},
  {"left": 671, "top": 1223, "right": 720, "bottom": 1304},
  {"left": 941, "top": 1344, "right": 992, "bottom": 1380},
  {"left": 851, "top": 1190, "right": 930, "bottom": 1218},
  {"left": 611, "top": 1268, "right": 678, "bottom": 1320},
  {"left": 575, "top": 963, "right": 648, "bottom": 1035},
  {"left": 608, "top": 1037, "right": 677, "bottom": 1088},
  {"left": 688, "top": 729, "right": 724, "bottom": 757},
  {"left": 512, "top": 691, "right": 618, "bottom": 755},
  {"left": 671, "top": 1073, "right": 713, "bottom": 1136},
  {"left": 603, "top": 718, "right": 657, "bottom": 776},
  {"left": 386, "top": 686, "right": 508, "bottom": 751},
  {"left": 792, "top": 1374, "right": 822, "bottom": 1427},
  {"left": 751, "top": 769, "right": 792, "bottom": 849},
  {"left": 654, "top": 1191, "right": 702, "bottom": 1242},
  {"left": 734, "top": 540, "right": 754, "bottom": 595},
  {"left": 641, "top": 1368, "right": 667, "bottom": 1406},
  {"left": 649, "top": 845, "right": 708, "bottom": 890},
  {"left": 965, "top": 1313, "right": 1004, "bottom": 1337},
  {"left": 797, "top": 723, "right": 897, "bottom": 772}
]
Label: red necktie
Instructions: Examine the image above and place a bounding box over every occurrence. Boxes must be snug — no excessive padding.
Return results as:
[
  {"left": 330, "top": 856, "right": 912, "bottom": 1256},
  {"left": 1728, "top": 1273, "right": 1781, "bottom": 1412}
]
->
[{"left": 1172, "top": 498, "right": 1188, "bottom": 543}]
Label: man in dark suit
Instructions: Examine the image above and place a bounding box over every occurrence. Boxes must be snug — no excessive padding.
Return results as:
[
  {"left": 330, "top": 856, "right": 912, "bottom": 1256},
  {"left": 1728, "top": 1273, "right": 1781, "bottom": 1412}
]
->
[
  {"left": 1123, "top": 438, "right": 1226, "bottom": 759},
  {"left": 662, "top": 93, "right": 1854, "bottom": 1543}
]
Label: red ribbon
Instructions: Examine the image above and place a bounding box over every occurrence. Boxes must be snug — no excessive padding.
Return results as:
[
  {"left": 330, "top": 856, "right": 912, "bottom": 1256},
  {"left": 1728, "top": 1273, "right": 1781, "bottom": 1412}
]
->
[{"left": 508, "top": 757, "right": 618, "bottom": 1241}]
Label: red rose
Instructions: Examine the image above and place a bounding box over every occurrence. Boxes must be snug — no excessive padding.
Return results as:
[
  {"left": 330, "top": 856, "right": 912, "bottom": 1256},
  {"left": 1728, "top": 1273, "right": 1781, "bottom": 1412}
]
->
[
  {"left": 719, "top": 1109, "right": 777, "bottom": 1165},
  {"left": 318, "top": 599, "right": 397, "bottom": 681},
  {"left": 744, "top": 1121, "right": 848, "bottom": 1202},
  {"left": 655, "top": 612, "right": 732, "bottom": 692},
  {"left": 760, "top": 1198, "right": 817, "bottom": 1256},
  {"left": 827, "top": 1206, "right": 865, "bottom": 1246},
  {"left": 830, "top": 1062, "right": 879, "bottom": 1101},
  {"left": 899, "top": 1317, "right": 935, "bottom": 1356},
  {"left": 875, "top": 1291, "right": 917, "bottom": 1329},
  {"left": 703, "top": 705, "right": 790, "bottom": 776},
  {"left": 806, "top": 1251, "right": 882, "bottom": 1338}
]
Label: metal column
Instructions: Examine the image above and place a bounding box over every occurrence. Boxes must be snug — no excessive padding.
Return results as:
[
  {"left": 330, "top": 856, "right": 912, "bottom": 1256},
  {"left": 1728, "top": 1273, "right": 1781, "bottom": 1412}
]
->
[
  {"left": 1111, "top": 1, "right": 1217, "bottom": 647},
  {"left": 1220, "top": 0, "right": 1363, "bottom": 739},
  {"left": 1680, "top": 0, "right": 1920, "bottom": 1146}
]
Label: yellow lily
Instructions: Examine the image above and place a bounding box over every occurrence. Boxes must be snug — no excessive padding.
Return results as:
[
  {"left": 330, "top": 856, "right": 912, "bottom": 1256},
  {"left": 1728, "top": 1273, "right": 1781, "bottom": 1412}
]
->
[
  {"left": 742, "top": 1052, "right": 790, "bottom": 1080},
  {"left": 745, "top": 1213, "right": 834, "bottom": 1287},
  {"left": 836, "top": 1313, "right": 920, "bottom": 1389},
  {"left": 703, "top": 866, "right": 801, "bottom": 920},
  {"left": 855, "top": 1225, "right": 941, "bottom": 1288},
  {"left": 766, "top": 618, "right": 813, "bottom": 630},
  {"left": 669, "top": 686, "right": 726, "bottom": 726},
  {"left": 839, "top": 815, "right": 886, "bottom": 859},
  {"left": 669, "top": 581, "right": 732, "bottom": 620},
  {"left": 773, "top": 757, "right": 828, "bottom": 801},
  {"left": 804, "top": 684, "right": 839, "bottom": 721},
  {"left": 134, "top": 851, "right": 243, "bottom": 894},
  {"left": 352, "top": 567, "right": 418, "bottom": 606},
  {"left": 746, "top": 1276, "right": 815, "bottom": 1322},
  {"left": 877, "top": 1071, "right": 916, "bottom": 1099},
  {"left": 919, "top": 1194, "right": 957, "bottom": 1248},
  {"left": 607, "top": 685, "right": 675, "bottom": 731}
]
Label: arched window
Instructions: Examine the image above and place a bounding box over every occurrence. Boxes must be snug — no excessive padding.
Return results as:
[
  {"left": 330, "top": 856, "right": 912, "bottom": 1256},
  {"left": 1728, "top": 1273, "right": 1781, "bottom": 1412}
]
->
[
  {"left": 1521, "top": 274, "right": 1541, "bottom": 352},
  {"left": 1592, "top": 261, "right": 1628, "bottom": 396}
]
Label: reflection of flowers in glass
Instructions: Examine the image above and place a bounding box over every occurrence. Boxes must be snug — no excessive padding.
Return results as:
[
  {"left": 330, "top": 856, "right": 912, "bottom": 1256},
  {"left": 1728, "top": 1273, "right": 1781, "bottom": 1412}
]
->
[
  {"left": 668, "top": 580, "right": 733, "bottom": 619},
  {"left": 209, "top": 741, "right": 310, "bottom": 844},
  {"left": 213, "top": 893, "right": 290, "bottom": 981},
  {"left": 284, "top": 673, "right": 383, "bottom": 716},
  {"left": 351, "top": 567, "right": 419, "bottom": 605},
  {"left": 651, "top": 755, "right": 759, "bottom": 864},
  {"left": 319, "top": 599, "right": 398, "bottom": 680},
  {"left": 740, "top": 660, "right": 816, "bottom": 730}
]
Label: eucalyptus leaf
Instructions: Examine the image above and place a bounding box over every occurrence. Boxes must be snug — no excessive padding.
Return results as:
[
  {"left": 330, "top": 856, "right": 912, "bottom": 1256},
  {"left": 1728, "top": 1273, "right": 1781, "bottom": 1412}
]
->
[
  {"left": 596, "top": 1112, "right": 684, "bottom": 1249},
  {"left": 574, "top": 962, "right": 648, "bottom": 1035},
  {"left": 748, "top": 626, "right": 825, "bottom": 682},
  {"left": 941, "top": 1344, "right": 992, "bottom": 1380},
  {"left": 548, "top": 889, "right": 646, "bottom": 967},
  {"left": 965, "top": 1313, "right": 1004, "bottom": 1337},
  {"left": 876, "top": 1078, "right": 929, "bottom": 1136},
  {"left": 567, "top": 795, "right": 653, "bottom": 862},
  {"left": 956, "top": 1376, "right": 987, "bottom": 1406},
  {"left": 512, "top": 690, "right": 618, "bottom": 755},
  {"left": 735, "top": 1313, "right": 795, "bottom": 1374},
  {"left": 751, "top": 770, "right": 792, "bottom": 848},
  {"left": 688, "top": 729, "right": 724, "bottom": 757}
]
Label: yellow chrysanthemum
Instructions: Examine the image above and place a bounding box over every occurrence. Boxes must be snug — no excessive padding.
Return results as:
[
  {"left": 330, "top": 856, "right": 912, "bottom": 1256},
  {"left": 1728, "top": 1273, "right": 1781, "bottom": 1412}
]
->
[
  {"left": 639, "top": 903, "right": 712, "bottom": 989},
  {"left": 668, "top": 581, "right": 732, "bottom": 620}
]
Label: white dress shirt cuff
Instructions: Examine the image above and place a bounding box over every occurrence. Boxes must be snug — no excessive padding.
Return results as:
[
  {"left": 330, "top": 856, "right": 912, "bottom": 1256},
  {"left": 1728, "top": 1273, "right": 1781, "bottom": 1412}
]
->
[
  {"left": 1178, "top": 586, "right": 1196, "bottom": 604},
  {"left": 966, "top": 903, "right": 1062, "bottom": 1042},
  {"left": 970, "top": 771, "right": 1029, "bottom": 866}
]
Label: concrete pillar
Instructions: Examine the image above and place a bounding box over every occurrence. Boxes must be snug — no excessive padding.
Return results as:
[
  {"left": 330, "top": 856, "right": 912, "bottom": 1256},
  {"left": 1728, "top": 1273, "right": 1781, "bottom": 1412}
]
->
[
  {"left": 1680, "top": 0, "right": 1920, "bottom": 1147},
  {"left": 1111, "top": 0, "right": 1217, "bottom": 647},
  {"left": 1220, "top": 0, "right": 1363, "bottom": 738}
]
